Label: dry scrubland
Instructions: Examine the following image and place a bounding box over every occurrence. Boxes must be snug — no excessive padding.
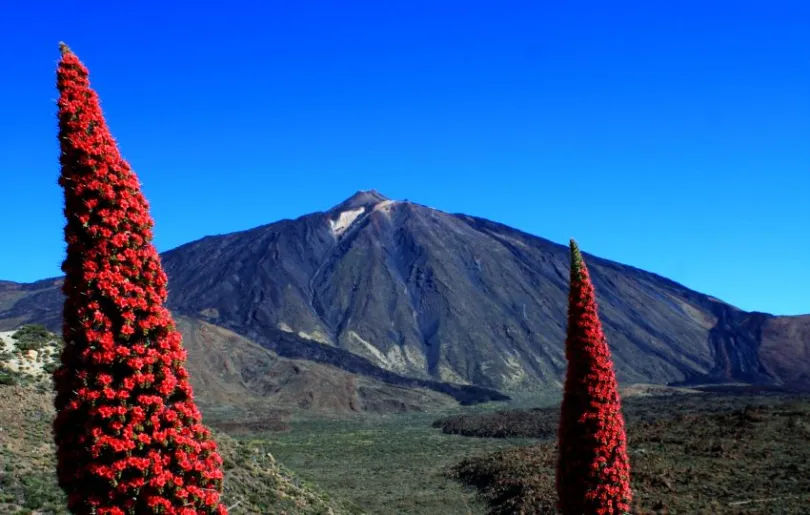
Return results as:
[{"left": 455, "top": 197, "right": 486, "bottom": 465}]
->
[
  {"left": 217, "top": 389, "right": 810, "bottom": 514},
  {"left": 0, "top": 325, "right": 62, "bottom": 390},
  {"left": 0, "top": 326, "right": 358, "bottom": 515},
  {"left": 3, "top": 326, "right": 809, "bottom": 514},
  {"left": 437, "top": 392, "right": 810, "bottom": 514},
  {"left": 0, "top": 383, "right": 360, "bottom": 515}
]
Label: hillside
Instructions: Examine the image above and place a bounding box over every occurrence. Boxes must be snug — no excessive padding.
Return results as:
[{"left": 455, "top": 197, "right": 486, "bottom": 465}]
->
[
  {"left": 0, "top": 325, "right": 363, "bottom": 515},
  {"left": 174, "top": 316, "right": 465, "bottom": 417},
  {"left": 2, "top": 191, "right": 808, "bottom": 392},
  {"left": 0, "top": 386, "right": 362, "bottom": 515},
  {"left": 0, "top": 324, "right": 61, "bottom": 389}
]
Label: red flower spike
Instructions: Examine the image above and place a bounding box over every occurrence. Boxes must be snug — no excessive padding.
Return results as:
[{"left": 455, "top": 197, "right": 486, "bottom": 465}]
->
[
  {"left": 52, "top": 43, "right": 227, "bottom": 514},
  {"left": 556, "top": 239, "right": 632, "bottom": 514}
]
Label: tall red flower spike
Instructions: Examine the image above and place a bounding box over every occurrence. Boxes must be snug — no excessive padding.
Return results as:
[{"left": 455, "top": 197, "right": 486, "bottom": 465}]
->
[
  {"left": 53, "top": 43, "right": 228, "bottom": 515},
  {"left": 556, "top": 239, "right": 632, "bottom": 515}
]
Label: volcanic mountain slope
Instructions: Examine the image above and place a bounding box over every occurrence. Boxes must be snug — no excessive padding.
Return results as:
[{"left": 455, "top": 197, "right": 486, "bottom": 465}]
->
[
  {"left": 1, "top": 191, "right": 808, "bottom": 391},
  {"left": 172, "top": 316, "right": 462, "bottom": 415}
]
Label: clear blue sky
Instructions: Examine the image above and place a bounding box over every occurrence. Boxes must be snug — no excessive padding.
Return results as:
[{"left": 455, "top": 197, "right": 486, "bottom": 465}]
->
[{"left": 0, "top": 1, "right": 807, "bottom": 315}]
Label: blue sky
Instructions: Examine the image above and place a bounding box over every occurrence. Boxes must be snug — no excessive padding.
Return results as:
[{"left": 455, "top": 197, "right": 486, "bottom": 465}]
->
[{"left": 0, "top": 1, "right": 808, "bottom": 315}]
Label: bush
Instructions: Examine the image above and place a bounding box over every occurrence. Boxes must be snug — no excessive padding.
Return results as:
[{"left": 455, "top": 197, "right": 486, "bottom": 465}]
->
[
  {"left": 0, "top": 371, "right": 20, "bottom": 386},
  {"left": 432, "top": 408, "right": 557, "bottom": 439},
  {"left": 12, "top": 324, "right": 55, "bottom": 352}
]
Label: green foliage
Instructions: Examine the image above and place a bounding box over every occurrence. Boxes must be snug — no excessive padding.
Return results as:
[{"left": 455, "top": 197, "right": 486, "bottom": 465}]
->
[
  {"left": 0, "top": 370, "right": 21, "bottom": 386},
  {"left": 11, "top": 324, "right": 55, "bottom": 352}
]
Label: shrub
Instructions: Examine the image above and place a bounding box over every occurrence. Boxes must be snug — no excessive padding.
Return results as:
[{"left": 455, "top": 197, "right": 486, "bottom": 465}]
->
[
  {"left": 0, "top": 371, "right": 20, "bottom": 386},
  {"left": 12, "top": 324, "right": 53, "bottom": 352},
  {"left": 432, "top": 408, "right": 557, "bottom": 439}
]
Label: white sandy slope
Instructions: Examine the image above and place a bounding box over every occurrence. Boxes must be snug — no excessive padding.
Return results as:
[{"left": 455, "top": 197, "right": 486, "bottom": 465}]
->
[{"left": 329, "top": 207, "right": 366, "bottom": 236}]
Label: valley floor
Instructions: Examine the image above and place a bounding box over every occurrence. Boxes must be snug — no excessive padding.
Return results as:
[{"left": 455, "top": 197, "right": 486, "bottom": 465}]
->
[
  {"left": 257, "top": 412, "right": 530, "bottom": 514},
  {"left": 223, "top": 389, "right": 810, "bottom": 515},
  {"left": 3, "top": 383, "right": 809, "bottom": 514}
]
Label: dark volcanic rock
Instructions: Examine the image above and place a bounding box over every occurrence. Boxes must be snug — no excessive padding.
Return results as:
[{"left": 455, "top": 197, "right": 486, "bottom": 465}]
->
[{"left": 1, "top": 191, "right": 808, "bottom": 392}]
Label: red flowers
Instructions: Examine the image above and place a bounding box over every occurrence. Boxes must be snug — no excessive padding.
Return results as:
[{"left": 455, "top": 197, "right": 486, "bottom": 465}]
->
[
  {"left": 556, "top": 240, "right": 632, "bottom": 514},
  {"left": 52, "top": 43, "right": 227, "bottom": 514}
]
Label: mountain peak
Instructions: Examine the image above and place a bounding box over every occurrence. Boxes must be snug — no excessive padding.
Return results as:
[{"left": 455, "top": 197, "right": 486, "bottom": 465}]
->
[{"left": 330, "top": 190, "right": 389, "bottom": 212}]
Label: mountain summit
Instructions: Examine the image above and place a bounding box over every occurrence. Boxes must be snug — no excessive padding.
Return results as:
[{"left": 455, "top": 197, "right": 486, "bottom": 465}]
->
[
  {"left": 326, "top": 190, "right": 393, "bottom": 237},
  {"left": 1, "top": 193, "right": 809, "bottom": 392},
  {"left": 329, "top": 190, "right": 390, "bottom": 212}
]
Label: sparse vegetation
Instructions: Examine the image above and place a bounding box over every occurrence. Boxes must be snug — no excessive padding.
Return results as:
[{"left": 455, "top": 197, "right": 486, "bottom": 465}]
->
[
  {"left": 442, "top": 393, "right": 810, "bottom": 515},
  {"left": 431, "top": 407, "right": 557, "bottom": 439},
  {"left": 7, "top": 321, "right": 809, "bottom": 515},
  {"left": 0, "top": 325, "right": 63, "bottom": 391},
  {"left": 12, "top": 324, "right": 54, "bottom": 351},
  {"left": 252, "top": 411, "right": 527, "bottom": 515},
  {"left": 0, "top": 386, "right": 360, "bottom": 515}
]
